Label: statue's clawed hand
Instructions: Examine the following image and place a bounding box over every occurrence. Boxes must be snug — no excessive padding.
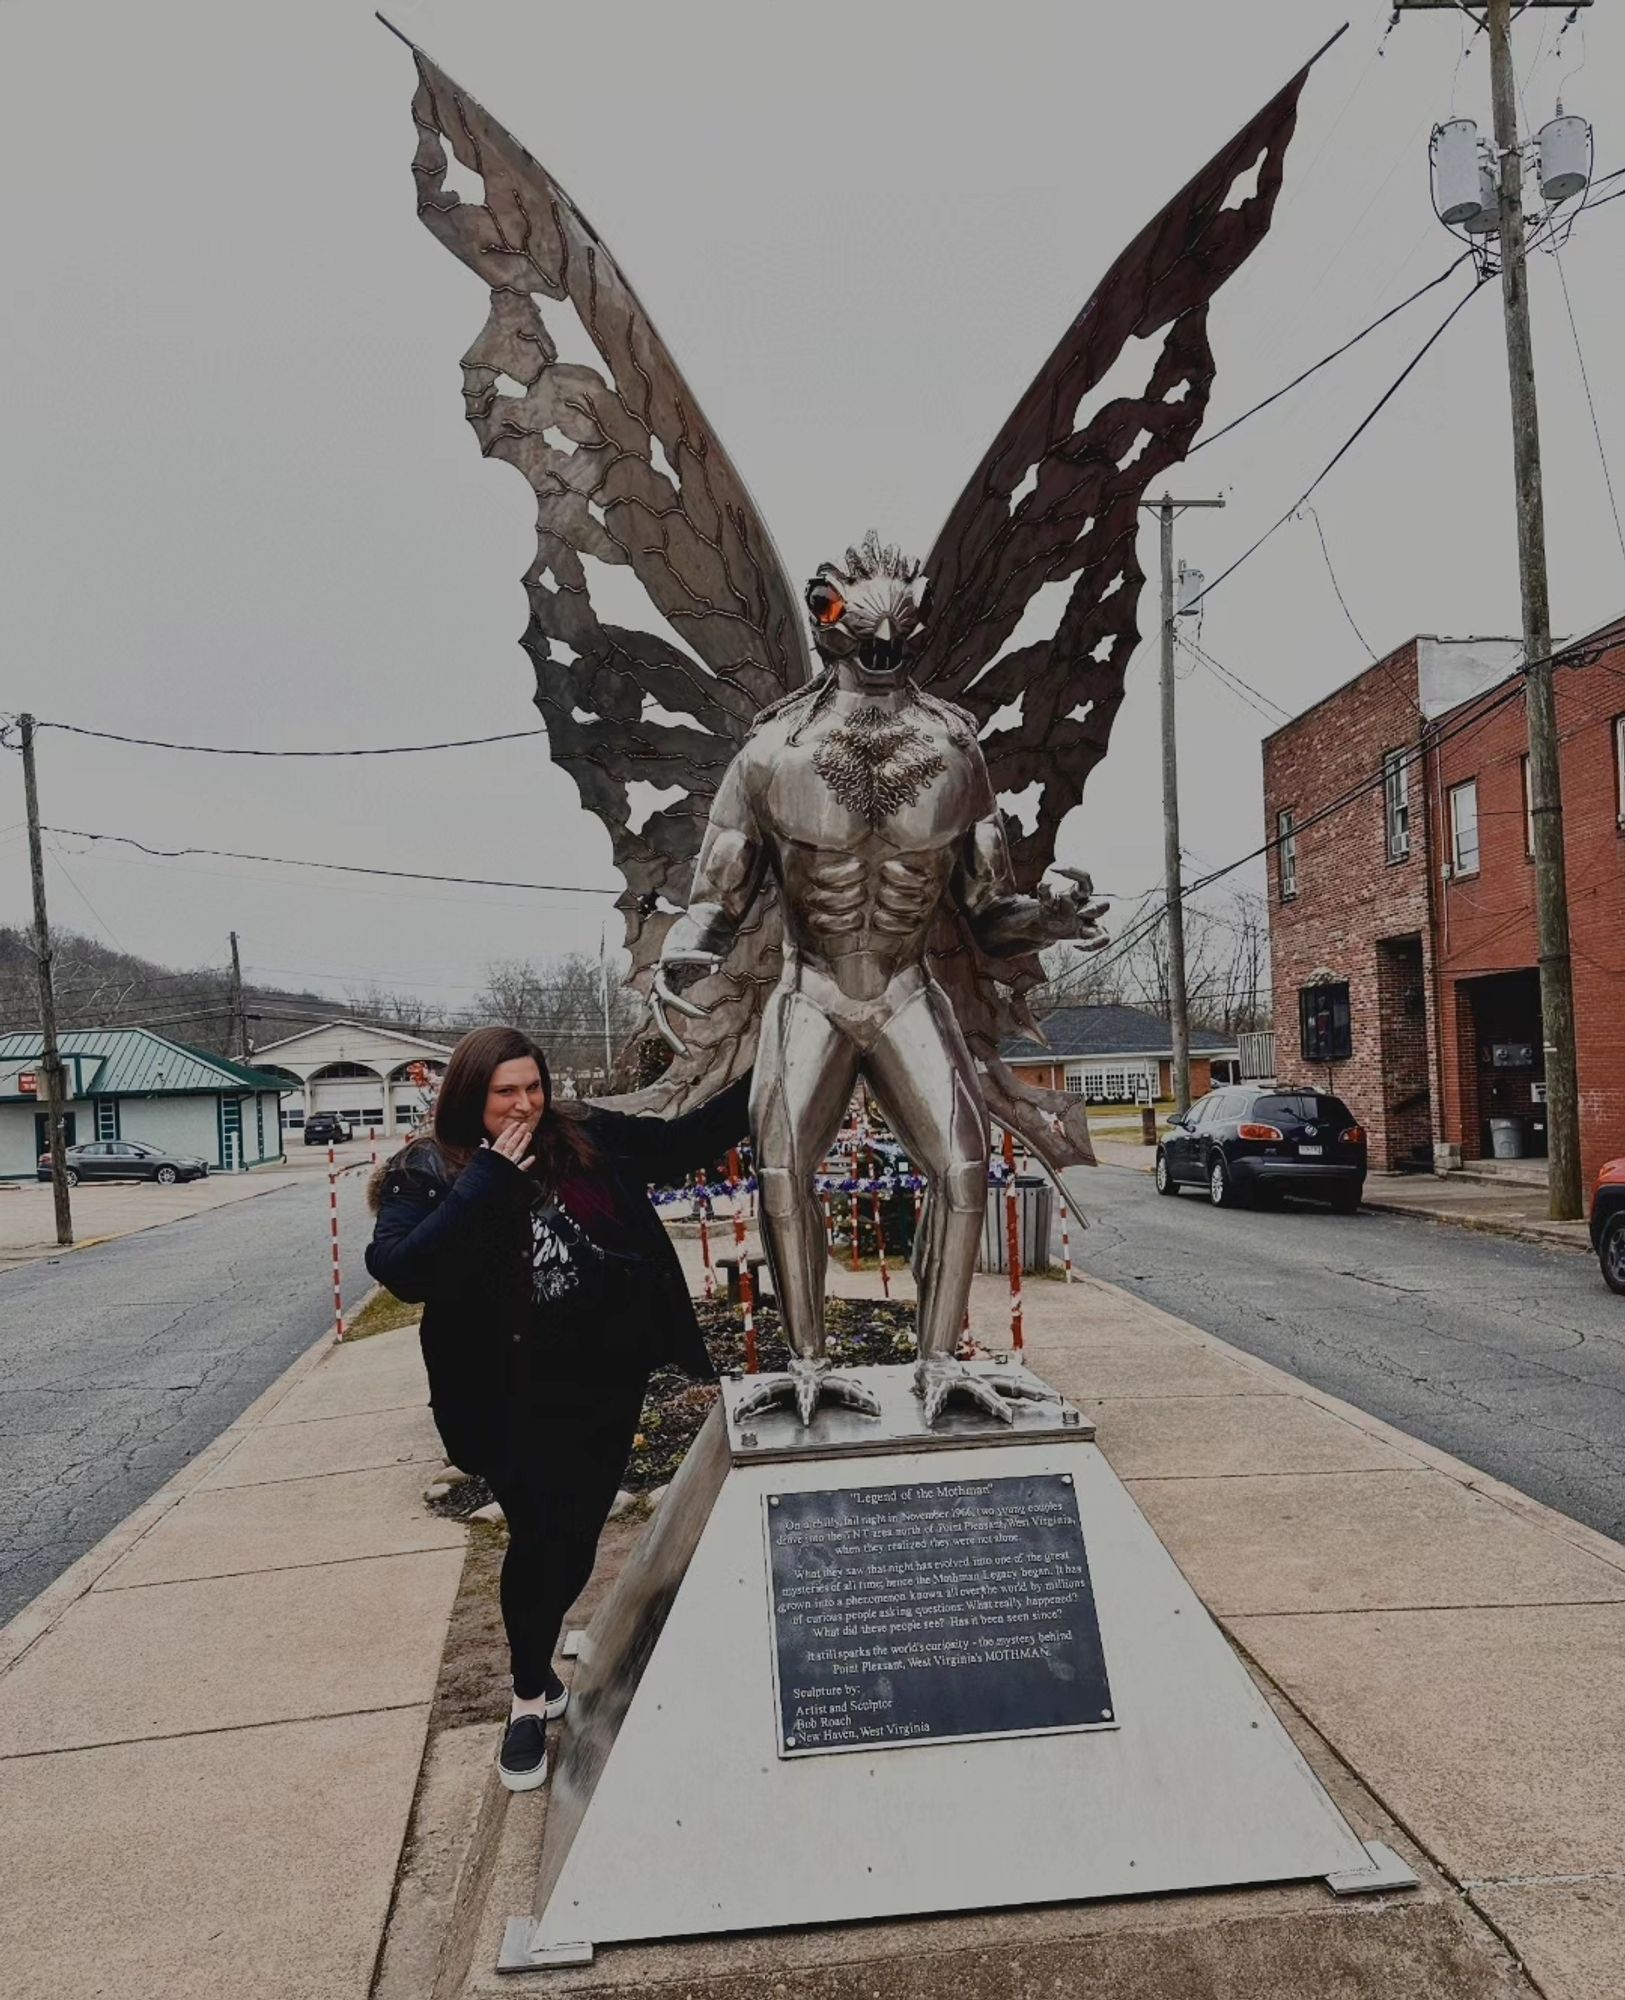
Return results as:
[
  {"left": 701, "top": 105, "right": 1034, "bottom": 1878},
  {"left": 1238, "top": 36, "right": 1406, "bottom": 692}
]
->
[
  {"left": 1038, "top": 867, "right": 1110, "bottom": 950},
  {"left": 651, "top": 949, "right": 720, "bottom": 1055}
]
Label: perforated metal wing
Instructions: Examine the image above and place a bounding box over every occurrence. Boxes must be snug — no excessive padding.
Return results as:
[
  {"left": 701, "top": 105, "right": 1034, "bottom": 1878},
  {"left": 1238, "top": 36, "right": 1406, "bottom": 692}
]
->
[
  {"left": 913, "top": 54, "right": 1323, "bottom": 1169},
  {"left": 398, "top": 37, "right": 810, "bottom": 1106}
]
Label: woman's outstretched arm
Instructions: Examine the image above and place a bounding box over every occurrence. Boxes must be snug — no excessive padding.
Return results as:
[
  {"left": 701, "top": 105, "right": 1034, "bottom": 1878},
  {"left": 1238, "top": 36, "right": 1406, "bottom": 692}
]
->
[{"left": 593, "top": 1071, "right": 753, "bottom": 1188}]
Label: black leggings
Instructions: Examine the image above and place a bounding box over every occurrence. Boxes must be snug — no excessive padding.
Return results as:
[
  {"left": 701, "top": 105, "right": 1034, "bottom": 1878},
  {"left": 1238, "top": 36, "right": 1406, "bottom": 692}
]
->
[{"left": 489, "top": 1384, "right": 644, "bottom": 1701}]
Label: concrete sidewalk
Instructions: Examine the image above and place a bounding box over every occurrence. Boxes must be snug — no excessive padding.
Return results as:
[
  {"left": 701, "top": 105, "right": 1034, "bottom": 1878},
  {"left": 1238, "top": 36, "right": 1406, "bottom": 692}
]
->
[
  {"left": 1094, "top": 1133, "right": 1593, "bottom": 1252},
  {"left": 0, "top": 1137, "right": 388, "bottom": 1270},
  {"left": 0, "top": 1325, "right": 461, "bottom": 2000},
  {"left": 8, "top": 1227, "right": 1625, "bottom": 1997}
]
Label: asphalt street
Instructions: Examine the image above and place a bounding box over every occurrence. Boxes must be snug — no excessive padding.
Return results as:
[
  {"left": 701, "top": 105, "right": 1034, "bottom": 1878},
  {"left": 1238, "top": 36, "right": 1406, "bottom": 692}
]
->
[
  {"left": 1060, "top": 1163, "right": 1625, "bottom": 1542},
  {"left": 0, "top": 1173, "right": 375, "bottom": 1624}
]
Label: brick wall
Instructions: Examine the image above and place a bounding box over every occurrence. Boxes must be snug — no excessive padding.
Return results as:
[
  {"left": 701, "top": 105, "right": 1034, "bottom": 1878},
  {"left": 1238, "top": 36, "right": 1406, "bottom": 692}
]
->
[
  {"left": 1432, "top": 632, "right": 1625, "bottom": 1188},
  {"left": 1262, "top": 643, "right": 1439, "bottom": 1169}
]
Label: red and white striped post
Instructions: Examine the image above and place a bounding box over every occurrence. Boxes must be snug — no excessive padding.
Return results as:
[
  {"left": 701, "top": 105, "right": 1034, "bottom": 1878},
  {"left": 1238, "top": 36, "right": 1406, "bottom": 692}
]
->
[
  {"left": 696, "top": 1172, "right": 715, "bottom": 1300},
  {"left": 849, "top": 1190, "right": 861, "bottom": 1273},
  {"left": 872, "top": 1187, "right": 890, "bottom": 1298},
  {"left": 1059, "top": 1192, "right": 1074, "bottom": 1283},
  {"left": 733, "top": 1204, "right": 758, "bottom": 1373},
  {"left": 1002, "top": 1129, "right": 1023, "bottom": 1356},
  {"left": 328, "top": 1144, "right": 346, "bottom": 1341},
  {"left": 822, "top": 1190, "right": 834, "bottom": 1252}
]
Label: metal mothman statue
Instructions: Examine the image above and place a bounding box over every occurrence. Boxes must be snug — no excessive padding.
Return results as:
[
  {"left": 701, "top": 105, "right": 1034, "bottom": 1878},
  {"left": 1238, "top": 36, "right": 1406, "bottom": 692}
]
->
[{"left": 383, "top": 18, "right": 1326, "bottom": 1422}]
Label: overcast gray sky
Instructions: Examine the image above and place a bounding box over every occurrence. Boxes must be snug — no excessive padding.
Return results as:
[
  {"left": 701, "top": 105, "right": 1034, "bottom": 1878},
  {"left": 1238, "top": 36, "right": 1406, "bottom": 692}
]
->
[{"left": 3, "top": 0, "right": 1622, "bottom": 1017}]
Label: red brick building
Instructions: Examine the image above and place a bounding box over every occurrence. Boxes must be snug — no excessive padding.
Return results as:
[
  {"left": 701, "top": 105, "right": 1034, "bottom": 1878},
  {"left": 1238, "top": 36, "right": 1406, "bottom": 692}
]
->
[{"left": 1262, "top": 623, "right": 1625, "bottom": 1185}]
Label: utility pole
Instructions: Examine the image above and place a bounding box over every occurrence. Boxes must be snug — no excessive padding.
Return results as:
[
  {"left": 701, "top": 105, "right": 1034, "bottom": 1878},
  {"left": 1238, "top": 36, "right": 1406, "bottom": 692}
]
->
[
  {"left": 228, "top": 930, "right": 250, "bottom": 1060},
  {"left": 1486, "top": 0, "right": 1581, "bottom": 1221},
  {"left": 1398, "top": 0, "right": 1586, "bottom": 1219},
  {"left": 1144, "top": 493, "right": 1224, "bottom": 1114},
  {"left": 598, "top": 924, "right": 614, "bottom": 1086},
  {"left": 19, "top": 715, "right": 73, "bottom": 1246}
]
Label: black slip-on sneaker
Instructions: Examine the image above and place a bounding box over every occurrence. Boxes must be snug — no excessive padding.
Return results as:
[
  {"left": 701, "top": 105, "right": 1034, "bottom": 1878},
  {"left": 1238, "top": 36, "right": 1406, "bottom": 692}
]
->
[
  {"left": 541, "top": 1672, "right": 570, "bottom": 1722},
  {"left": 498, "top": 1714, "right": 548, "bottom": 1792}
]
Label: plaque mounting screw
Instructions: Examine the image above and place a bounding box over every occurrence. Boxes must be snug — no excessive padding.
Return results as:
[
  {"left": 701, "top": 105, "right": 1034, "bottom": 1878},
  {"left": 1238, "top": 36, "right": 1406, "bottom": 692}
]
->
[
  {"left": 768, "top": 1494, "right": 780, "bottom": 1506},
  {"left": 741, "top": 1430, "right": 759, "bottom": 1449},
  {"left": 1062, "top": 1409, "right": 1081, "bottom": 1427}
]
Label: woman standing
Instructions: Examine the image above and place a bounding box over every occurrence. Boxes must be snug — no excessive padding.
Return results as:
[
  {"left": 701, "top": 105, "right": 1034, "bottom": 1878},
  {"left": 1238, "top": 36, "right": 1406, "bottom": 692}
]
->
[{"left": 366, "top": 1026, "right": 749, "bottom": 1791}]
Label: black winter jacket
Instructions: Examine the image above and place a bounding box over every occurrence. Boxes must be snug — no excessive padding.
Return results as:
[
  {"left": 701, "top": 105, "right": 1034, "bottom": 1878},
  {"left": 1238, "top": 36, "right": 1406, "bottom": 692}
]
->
[{"left": 364, "top": 1076, "right": 751, "bottom": 1476}]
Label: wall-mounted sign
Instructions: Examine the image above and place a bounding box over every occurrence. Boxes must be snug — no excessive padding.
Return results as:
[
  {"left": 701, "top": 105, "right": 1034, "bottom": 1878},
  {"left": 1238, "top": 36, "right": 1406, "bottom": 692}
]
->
[
  {"left": 17, "top": 1072, "right": 37, "bottom": 1095},
  {"left": 1530, "top": 1080, "right": 1548, "bottom": 1104}
]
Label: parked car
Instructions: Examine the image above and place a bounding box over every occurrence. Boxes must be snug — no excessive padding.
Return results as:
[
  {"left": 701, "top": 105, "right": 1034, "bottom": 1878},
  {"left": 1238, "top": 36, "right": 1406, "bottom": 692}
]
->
[
  {"left": 35, "top": 1140, "right": 209, "bottom": 1187},
  {"left": 1590, "top": 1157, "right": 1625, "bottom": 1294},
  {"left": 1155, "top": 1086, "right": 1367, "bottom": 1212},
  {"left": 303, "top": 1114, "right": 352, "bottom": 1146}
]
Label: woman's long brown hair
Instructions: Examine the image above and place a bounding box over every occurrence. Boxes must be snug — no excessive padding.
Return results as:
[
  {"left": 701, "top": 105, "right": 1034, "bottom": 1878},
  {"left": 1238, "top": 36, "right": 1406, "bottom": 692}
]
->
[{"left": 415, "top": 1025, "right": 597, "bottom": 1184}]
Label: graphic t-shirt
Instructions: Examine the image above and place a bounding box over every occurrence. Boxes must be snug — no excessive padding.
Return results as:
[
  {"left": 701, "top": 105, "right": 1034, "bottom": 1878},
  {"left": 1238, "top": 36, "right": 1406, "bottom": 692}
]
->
[{"left": 528, "top": 1198, "right": 610, "bottom": 1307}]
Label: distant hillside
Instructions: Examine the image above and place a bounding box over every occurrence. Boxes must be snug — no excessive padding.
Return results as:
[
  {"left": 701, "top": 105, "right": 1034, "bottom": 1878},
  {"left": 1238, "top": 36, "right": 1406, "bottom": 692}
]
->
[{"left": 0, "top": 926, "right": 352, "bottom": 1057}]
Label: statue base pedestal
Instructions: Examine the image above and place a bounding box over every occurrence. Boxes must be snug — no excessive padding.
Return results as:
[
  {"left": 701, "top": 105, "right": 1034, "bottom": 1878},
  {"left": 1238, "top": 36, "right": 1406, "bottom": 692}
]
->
[{"left": 500, "top": 1363, "right": 1412, "bottom": 1971}]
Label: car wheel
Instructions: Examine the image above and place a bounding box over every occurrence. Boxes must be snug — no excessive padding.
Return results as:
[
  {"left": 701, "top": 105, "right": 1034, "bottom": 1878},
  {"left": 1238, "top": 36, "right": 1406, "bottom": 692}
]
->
[
  {"left": 1601, "top": 1213, "right": 1625, "bottom": 1296},
  {"left": 1209, "top": 1156, "right": 1236, "bottom": 1209},
  {"left": 63, "top": 1167, "right": 80, "bottom": 1187},
  {"left": 1154, "top": 1149, "right": 1179, "bottom": 1196},
  {"left": 155, "top": 1165, "right": 178, "bottom": 1186},
  {"left": 1329, "top": 1183, "right": 1361, "bottom": 1215}
]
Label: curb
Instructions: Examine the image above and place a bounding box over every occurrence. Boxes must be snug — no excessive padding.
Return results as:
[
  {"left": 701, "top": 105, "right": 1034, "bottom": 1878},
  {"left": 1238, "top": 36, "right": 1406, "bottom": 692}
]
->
[
  {"left": 0, "top": 1320, "right": 339, "bottom": 1678},
  {"left": 1359, "top": 1193, "right": 1591, "bottom": 1255}
]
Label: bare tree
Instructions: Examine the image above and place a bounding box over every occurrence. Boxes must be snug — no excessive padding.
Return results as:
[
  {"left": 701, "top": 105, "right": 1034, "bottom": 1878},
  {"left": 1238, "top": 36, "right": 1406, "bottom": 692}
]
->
[{"left": 464, "top": 952, "right": 644, "bottom": 1092}]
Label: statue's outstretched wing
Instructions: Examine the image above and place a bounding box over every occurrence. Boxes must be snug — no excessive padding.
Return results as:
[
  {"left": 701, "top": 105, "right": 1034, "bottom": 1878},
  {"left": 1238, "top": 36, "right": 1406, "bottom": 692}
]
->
[
  {"left": 392, "top": 33, "right": 810, "bottom": 1107},
  {"left": 915, "top": 50, "right": 1328, "bottom": 1172}
]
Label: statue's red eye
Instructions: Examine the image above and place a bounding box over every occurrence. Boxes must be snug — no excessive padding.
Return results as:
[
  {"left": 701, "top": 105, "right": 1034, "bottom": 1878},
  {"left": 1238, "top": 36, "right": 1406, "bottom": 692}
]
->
[{"left": 807, "top": 581, "right": 845, "bottom": 626}]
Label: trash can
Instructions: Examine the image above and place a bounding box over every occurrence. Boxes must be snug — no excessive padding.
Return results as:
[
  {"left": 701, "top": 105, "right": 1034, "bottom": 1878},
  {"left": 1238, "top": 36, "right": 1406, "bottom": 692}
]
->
[
  {"left": 982, "top": 1175, "right": 1053, "bottom": 1274},
  {"left": 1489, "top": 1117, "right": 1524, "bottom": 1161}
]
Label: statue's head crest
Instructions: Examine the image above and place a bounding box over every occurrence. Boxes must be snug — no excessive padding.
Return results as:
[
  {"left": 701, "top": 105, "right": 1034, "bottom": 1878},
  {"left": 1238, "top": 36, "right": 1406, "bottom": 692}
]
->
[{"left": 805, "top": 530, "right": 927, "bottom": 681}]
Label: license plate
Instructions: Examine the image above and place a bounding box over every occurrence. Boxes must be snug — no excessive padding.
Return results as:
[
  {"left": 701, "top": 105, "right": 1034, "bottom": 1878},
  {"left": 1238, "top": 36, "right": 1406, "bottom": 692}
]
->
[{"left": 1299, "top": 1144, "right": 1323, "bottom": 1157}]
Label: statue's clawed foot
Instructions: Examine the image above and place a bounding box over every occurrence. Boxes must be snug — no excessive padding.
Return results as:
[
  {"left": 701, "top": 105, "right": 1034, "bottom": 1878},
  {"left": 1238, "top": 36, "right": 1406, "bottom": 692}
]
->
[
  {"left": 735, "top": 1357, "right": 882, "bottom": 1429},
  {"left": 913, "top": 1356, "right": 1053, "bottom": 1427}
]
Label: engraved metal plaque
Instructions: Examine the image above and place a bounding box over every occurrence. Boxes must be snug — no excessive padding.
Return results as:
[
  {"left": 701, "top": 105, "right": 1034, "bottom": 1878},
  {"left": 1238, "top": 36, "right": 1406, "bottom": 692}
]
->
[{"left": 764, "top": 1472, "right": 1115, "bottom": 1757}]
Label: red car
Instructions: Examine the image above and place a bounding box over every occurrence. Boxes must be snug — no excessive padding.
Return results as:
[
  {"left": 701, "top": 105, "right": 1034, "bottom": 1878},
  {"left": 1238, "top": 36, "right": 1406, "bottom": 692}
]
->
[{"left": 1591, "top": 1158, "right": 1625, "bottom": 1295}]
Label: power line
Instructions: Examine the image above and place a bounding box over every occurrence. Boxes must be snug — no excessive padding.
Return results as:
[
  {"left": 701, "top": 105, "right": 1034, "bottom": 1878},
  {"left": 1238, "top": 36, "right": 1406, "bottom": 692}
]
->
[
  {"left": 1190, "top": 272, "right": 1495, "bottom": 614},
  {"left": 17, "top": 721, "right": 551, "bottom": 758},
  {"left": 1190, "top": 249, "right": 1477, "bottom": 457},
  {"left": 40, "top": 828, "right": 623, "bottom": 898},
  {"left": 1300, "top": 504, "right": 1380, "bottom": 664}
]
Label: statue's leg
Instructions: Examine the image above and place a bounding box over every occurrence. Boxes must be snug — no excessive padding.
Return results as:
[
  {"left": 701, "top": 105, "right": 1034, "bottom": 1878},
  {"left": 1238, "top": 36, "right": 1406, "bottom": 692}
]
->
[
  {"left": 737, "top": 985, "right": 876, "bottom": 1425},
  {"left": 865, "top": 980, "right": 988, "bottom": 1359},
  {"left": 750, "top": 984, "right": 855, "bottom": 1359},
  {"left": 867, "top": 982, "right": 1051, "bottom": 1425}
]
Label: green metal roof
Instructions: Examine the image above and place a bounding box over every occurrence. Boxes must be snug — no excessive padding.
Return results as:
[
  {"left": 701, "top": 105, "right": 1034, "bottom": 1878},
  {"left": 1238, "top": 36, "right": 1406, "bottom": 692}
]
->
[{"left": 0, "top": 1028, "right": 291, "bottom": 1096}]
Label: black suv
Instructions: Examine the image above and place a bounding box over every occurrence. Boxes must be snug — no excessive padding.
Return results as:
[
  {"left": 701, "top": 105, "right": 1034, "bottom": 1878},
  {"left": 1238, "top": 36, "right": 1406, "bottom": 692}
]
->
[
  {"left": 1156, "top": 1086, "right": 1366, "bottom": 1212},
  {"left": 303, "top": 1113, "right": 352, "bottom": 1146}
]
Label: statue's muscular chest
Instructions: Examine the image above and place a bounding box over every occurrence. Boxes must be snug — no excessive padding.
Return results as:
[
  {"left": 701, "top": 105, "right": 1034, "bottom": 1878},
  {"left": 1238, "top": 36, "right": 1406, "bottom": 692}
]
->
[{"left": 756, "top": 703, "right": 978, "bottom": 856}]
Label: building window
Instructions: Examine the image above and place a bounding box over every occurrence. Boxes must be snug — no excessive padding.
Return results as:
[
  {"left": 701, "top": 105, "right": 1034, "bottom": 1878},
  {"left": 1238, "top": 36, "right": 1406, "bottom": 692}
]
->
[
  {"left": 1615, "top": 714, "right": 1625, "bottom": 827},
  {"left": 1277, "top": 809, "right": 1297, "bottom": 899},
  {"left": 1383, "top": 750, "right": 1410, "bottom": 861},
  {"left": 1448, "top": 780, "right": 1479, "bottom": 876},
  {"left": 1062, "top": 1071, "right": 1085, "bottom": 1095},
  {"left": 1521, "top": 755, "right": 1534, "bottom": 857},
  {"left": 1299, "top": 982, "right": 1352, "bottom": 1065}
]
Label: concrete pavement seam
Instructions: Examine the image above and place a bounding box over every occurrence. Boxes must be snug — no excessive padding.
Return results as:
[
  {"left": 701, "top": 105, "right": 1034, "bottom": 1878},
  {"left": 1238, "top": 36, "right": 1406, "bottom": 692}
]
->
[
  {"left": 93, "top": 1541, "right": 466, "bottom": 1593},
  {"left": 0, "top": 1698, "right": 431, "bottom": 1764}
]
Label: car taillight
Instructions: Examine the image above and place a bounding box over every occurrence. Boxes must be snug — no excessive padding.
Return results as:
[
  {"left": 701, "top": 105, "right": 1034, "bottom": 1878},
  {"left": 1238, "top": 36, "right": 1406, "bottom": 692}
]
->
[
  {"left": 1237, "top": 1122, "right": 1283, "bottom": 1141},
  {"left": 1339, "top": 1125, "right": 1365, "bottom": 1145}
]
